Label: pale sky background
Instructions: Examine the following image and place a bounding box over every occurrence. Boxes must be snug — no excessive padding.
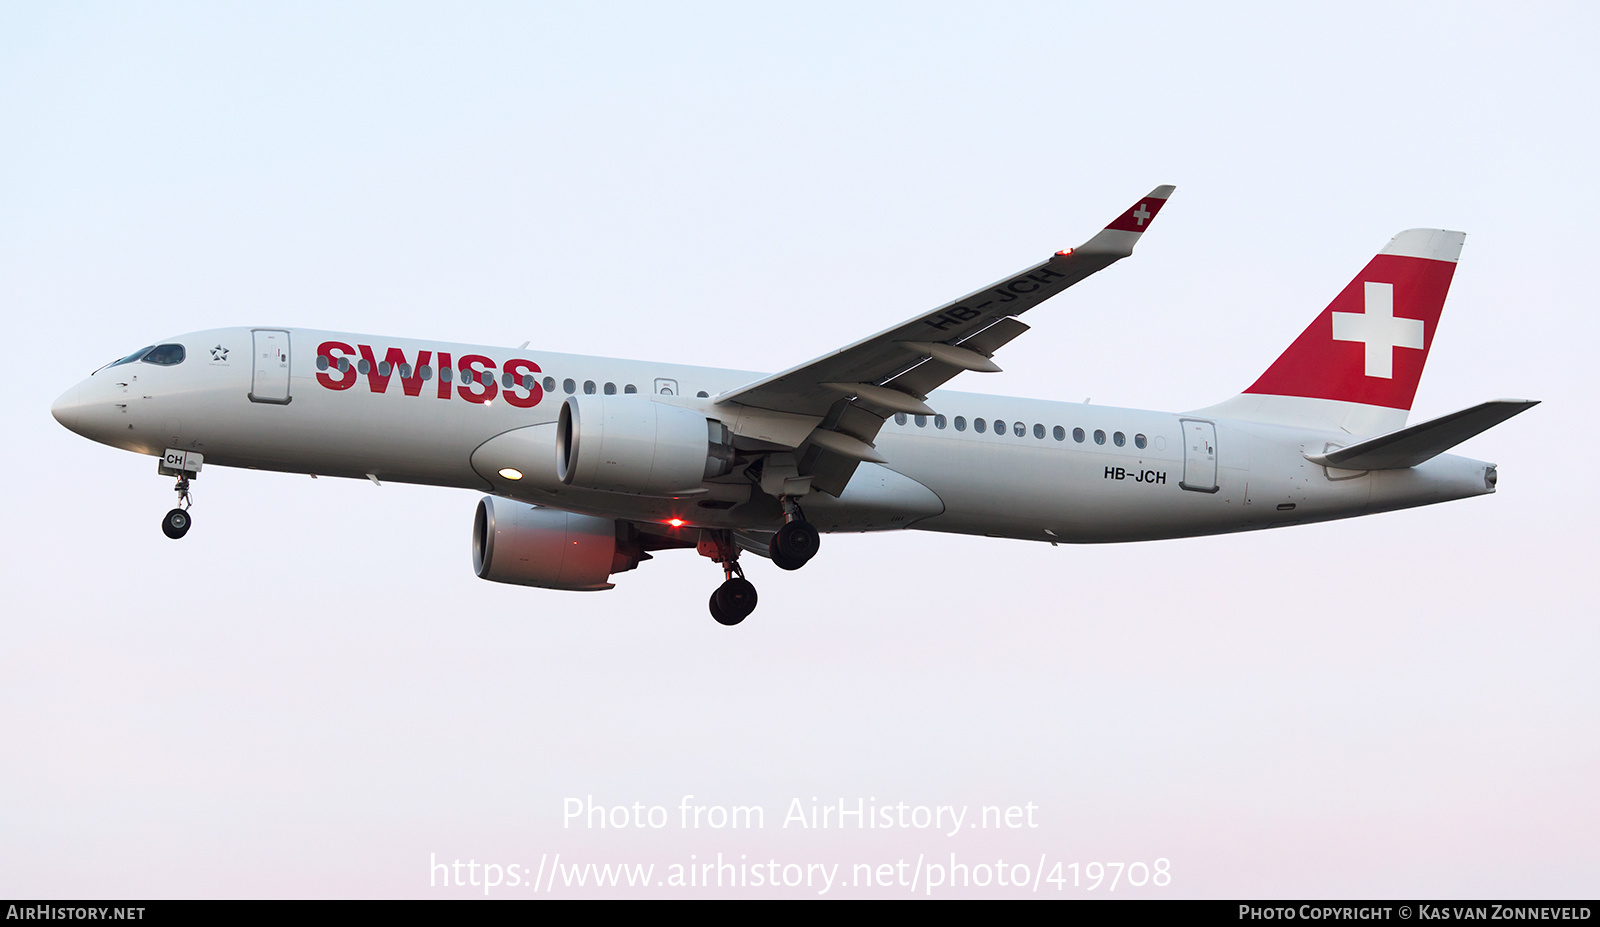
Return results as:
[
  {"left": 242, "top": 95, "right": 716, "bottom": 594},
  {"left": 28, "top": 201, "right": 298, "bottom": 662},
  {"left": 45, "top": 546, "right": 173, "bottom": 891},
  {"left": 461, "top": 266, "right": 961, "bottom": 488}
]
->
[{"left": 2, "top": 2, "right": 1595, "bottom": 899}]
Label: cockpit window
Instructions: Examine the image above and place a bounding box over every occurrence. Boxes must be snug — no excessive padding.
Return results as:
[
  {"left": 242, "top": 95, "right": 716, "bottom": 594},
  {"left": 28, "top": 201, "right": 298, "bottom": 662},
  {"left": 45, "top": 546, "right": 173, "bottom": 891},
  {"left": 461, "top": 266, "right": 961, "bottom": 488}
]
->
[
  {"left": 109, "top": 346, "right": 156, "bottom": 368},
  {"left": 141, "top": 344, "right": 186, "bottom": 366},
  {"left": 109, "top": 344, "right": 186, "bottom": 367}
]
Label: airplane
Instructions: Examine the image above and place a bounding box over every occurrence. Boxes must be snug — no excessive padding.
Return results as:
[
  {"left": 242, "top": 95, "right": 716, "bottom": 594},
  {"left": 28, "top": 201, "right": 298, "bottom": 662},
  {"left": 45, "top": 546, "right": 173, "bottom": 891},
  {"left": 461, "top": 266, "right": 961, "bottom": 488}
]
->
[{"left": 50, "top": 186, "right": 1537, "bottom": 626}]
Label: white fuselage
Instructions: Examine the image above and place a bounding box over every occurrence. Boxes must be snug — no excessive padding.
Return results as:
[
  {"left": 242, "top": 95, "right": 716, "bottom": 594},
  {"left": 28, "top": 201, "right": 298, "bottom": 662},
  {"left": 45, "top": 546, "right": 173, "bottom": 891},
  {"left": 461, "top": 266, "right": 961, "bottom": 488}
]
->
[{"left": 52, "top": 327, "right": 1497, "bottom": 544}]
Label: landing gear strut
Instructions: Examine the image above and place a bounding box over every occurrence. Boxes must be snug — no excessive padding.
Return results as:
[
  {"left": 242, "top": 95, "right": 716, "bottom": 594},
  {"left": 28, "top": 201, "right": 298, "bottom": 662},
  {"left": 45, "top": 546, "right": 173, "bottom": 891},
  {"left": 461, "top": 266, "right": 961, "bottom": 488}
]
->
[
  {"left": 162, "top": 475, "right": 194, "bottom": 540},
  {"left": 769, "top": 497, "right": 819, "bottom": 571},
  {"left": 701, "top": 529, "right": 757, "bottom": 626}
]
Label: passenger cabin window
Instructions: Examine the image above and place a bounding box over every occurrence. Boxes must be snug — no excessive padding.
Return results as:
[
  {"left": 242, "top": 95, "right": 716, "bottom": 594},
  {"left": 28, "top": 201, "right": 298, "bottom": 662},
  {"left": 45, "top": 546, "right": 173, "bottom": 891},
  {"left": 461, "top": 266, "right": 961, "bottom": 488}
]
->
[
  {"left": 934, "top": 415, "right": 947, "bottom": 429},
  {"left": 563, "top": 378, "right": 576, "bottom": 394},
  {"left": 954, "top": 416, "right": 967, "bottom": 432},
  {"left": 1114, "top": 431, "right": 1126, "bottom": 447},
  {"left": 1073, "top": 427, "right": 1085, "bottom": 443},
  {"left": 1135, "top": 433, "right": 1148, "bottom": 449},
  {"left": 1053, "top": 425, "right": 1066, "bottom": 441},
  {"left": 584, "top": 380, "right": 596, "bottom": 394},
  {"left": 974, "top": 418, "right": 987, "bottom": 434},
  {"left": 604, "top": 382, "right": 617, "bottom": 395},
  {"left": 1094, "top": 429, "right": 1106, "bottom": 445},
  {"left": 624, "top": 384, "right": 638, "bottom": 394},
  {"left": 894, "top": 413, "right": 907, "bottom": 426},
  {"left": 543, "top": 376, "right": 556, "bottom": 392}
]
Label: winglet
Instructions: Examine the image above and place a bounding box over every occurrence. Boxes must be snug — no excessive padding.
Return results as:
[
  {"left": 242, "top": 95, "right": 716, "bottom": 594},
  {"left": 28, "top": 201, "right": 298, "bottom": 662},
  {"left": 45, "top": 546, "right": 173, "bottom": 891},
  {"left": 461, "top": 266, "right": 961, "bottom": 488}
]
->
[{"left": 1071, "top": 185, "right": 1176, "bottom": 258}]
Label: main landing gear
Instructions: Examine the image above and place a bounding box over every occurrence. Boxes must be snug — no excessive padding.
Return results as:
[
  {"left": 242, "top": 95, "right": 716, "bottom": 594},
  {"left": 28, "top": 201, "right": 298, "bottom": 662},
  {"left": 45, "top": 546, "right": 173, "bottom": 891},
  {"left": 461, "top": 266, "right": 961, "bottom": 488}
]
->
[
  {"left": 710, "top": 575, "right": 758, "bottom": 627},
  {"left": 162, "top": 475, "right": 193, "bottom": 540},
  {"left": 701, "top": 530, "right": 757, "bottom": 626},
  {"left": 698, "top": 500, "right": 821, "bottom": 627},
  {"left": 768, "top": 498, "right": 820, "bottom": 572},
  {"left": 769, "top": 520, "right": 819, "bottom": 571}
]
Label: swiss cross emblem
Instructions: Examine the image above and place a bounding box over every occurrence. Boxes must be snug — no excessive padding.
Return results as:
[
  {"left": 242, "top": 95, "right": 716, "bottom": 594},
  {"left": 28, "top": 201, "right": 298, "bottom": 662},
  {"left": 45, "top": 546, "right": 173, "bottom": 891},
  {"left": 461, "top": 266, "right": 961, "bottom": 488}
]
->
[
  {"left": 1332, "top": 282, "right": 1424, "bottom": 378},
  {"left": 1131, "top": 203, "right": 1151, "bottom": 225}
]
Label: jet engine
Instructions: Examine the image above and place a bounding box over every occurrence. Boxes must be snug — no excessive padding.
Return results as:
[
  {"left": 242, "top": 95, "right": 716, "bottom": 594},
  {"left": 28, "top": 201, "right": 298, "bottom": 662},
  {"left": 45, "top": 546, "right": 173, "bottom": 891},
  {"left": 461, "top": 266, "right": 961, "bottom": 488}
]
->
[
  {"left": 472, "top": 497, "right": 645, "bottom": 591},
  {"left": 556, "top": 394, "right": 734, "bottom": 495}
]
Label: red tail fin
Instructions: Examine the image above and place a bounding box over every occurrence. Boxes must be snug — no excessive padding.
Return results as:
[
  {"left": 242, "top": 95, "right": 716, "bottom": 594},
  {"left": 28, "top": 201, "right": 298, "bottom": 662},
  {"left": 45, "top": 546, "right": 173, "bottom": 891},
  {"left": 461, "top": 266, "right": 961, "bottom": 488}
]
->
[
  {"left": 1188, "top": 230, "right": 1465, "bottom": 436},
  {"left": 1245, "top": 229, "right": 1464, "bottom": 411}
]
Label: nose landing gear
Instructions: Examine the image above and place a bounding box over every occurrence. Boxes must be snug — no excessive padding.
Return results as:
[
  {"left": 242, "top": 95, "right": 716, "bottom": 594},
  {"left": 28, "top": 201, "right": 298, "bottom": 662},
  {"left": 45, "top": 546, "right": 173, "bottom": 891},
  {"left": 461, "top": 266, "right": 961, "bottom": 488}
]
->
[
  {"left": 157, "top": 449, "right": 202, "bottom": 539},
  {"left": 161, "top": 470, "right": 195, "bottom": 540}
]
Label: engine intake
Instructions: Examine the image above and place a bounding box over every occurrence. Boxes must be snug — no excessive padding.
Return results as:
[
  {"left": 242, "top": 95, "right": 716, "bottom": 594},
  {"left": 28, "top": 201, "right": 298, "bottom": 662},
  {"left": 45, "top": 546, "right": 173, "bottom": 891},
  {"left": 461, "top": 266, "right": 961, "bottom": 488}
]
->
[
  {"left": 472, "top": 497, "right": 643, "bottom": 591},
  {"left": 556, "top": 394, "right": 733, "bottom": 495}
]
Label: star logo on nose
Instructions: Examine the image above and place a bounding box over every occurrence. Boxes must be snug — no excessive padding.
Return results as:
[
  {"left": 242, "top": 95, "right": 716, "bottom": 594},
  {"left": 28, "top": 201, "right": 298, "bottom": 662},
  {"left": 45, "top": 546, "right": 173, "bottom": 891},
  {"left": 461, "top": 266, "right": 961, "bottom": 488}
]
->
[{"left": 211, "top": 345, "right": 229, "bottom": 361}]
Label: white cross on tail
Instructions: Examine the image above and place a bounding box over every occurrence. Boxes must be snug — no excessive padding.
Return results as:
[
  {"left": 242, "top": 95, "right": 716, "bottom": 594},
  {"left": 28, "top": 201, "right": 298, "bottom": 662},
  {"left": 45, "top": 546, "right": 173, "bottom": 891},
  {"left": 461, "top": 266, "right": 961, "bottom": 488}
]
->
[
  {"left": 1331, "top": 282, "right": 1425, "bottom": 378},
  {"left": 1132, "top": 204, "right": 1151, "bottom": 225}
]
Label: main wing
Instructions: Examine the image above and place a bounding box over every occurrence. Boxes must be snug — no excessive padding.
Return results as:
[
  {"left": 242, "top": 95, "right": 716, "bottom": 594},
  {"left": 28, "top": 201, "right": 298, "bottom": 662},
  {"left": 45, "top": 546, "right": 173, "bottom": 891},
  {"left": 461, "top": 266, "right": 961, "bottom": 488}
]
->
[{"left": 718, "top": 185, "right": 1175, "bottom": 495}]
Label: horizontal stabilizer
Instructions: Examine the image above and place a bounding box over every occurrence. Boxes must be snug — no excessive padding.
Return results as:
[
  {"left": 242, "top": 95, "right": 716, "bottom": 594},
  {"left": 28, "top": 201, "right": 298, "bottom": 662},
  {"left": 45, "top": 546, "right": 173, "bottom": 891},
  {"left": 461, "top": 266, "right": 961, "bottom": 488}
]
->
[{"left": 1304, "top": 399, "right": 1538, "bottom": 470}]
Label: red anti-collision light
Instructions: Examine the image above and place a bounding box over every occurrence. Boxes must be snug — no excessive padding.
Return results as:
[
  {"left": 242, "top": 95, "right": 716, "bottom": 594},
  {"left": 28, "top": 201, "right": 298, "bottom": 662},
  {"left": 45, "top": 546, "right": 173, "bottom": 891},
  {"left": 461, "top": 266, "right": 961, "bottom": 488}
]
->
[{"left": 667, "top": 518, "right": 685, "bottom": 527}]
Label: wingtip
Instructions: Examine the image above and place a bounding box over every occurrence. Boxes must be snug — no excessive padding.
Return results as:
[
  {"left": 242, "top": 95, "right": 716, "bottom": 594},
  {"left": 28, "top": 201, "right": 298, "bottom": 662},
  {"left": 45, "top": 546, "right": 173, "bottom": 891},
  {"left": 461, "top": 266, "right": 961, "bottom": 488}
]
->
[{"left": 1093, "top": 187, "right": 1175, "bottom": 238}]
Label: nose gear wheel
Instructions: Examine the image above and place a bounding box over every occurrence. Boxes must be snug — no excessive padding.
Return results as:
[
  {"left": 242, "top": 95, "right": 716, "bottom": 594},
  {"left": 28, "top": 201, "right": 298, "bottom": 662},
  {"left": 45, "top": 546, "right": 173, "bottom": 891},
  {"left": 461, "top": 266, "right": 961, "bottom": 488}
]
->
[
  {"left": 162, "top": 508, "right": 191, "bottom": 539},
  {"left": 162, "top": 474, "right": 194, "bottom": 539}
]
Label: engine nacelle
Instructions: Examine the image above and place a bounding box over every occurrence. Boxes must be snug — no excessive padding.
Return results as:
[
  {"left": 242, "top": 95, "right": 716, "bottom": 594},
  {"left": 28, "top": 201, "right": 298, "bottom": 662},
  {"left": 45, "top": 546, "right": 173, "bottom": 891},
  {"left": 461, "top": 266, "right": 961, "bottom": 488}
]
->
[
  {"left": 556, "top": 394, "right": 733, "bottom": 495},
  {"left": 472, "top": 497, "right": 642, "bottom": 591}
]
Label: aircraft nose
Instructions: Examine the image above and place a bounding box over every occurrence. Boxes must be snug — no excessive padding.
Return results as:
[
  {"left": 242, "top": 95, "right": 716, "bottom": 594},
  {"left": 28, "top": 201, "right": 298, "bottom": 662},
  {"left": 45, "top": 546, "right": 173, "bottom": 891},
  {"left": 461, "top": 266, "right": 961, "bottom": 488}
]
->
[{"left": 52, "top": 382, "right": 82, "bottom": 431}]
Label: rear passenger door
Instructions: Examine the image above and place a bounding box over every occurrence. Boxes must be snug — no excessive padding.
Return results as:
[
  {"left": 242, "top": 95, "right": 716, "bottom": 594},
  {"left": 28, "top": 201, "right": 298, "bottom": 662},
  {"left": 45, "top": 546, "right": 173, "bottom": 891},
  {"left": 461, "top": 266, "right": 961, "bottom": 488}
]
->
[{"left": 1179, "top": 419, "right": 1217, "bottom": 493}]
